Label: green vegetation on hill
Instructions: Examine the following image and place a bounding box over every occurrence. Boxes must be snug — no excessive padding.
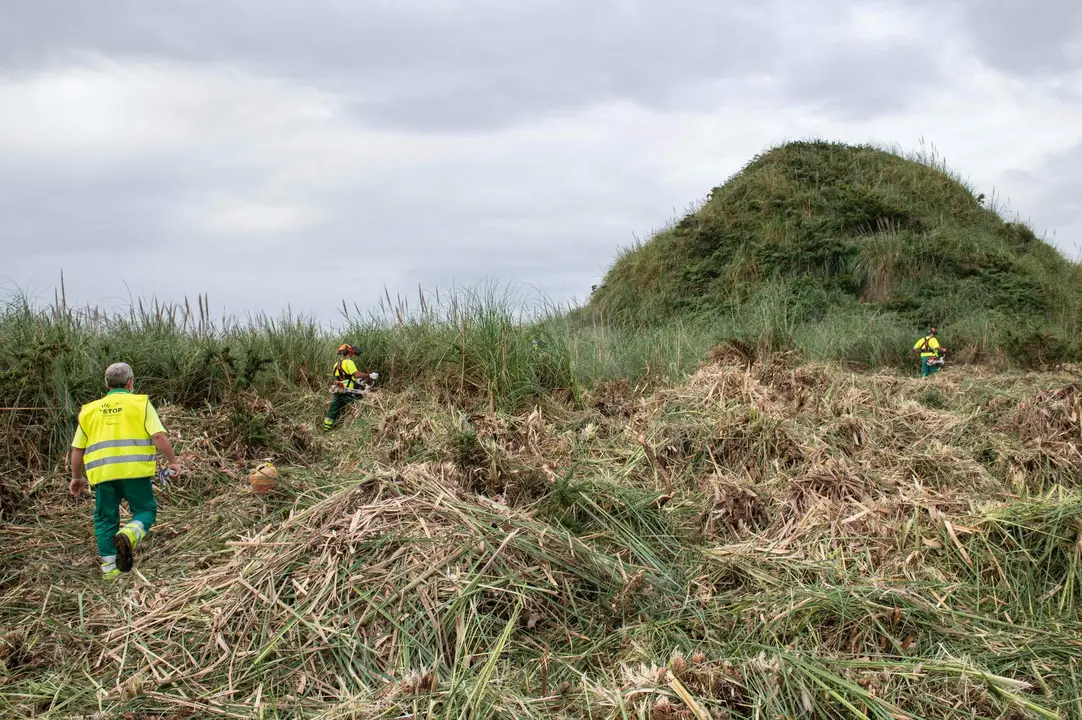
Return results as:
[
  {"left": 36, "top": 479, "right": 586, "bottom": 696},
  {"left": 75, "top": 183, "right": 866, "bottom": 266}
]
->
[{"left": 586, "top": 140, "right": 1082, "bottom": 367}]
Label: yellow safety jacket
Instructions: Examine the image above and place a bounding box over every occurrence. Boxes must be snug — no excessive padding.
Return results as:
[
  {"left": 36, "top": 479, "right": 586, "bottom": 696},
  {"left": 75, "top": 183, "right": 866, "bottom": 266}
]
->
[
  {"left": 333, "top": 357, "right": 359, "bottom": 390},
  {"left": 72, "top": 390, "right": 166, "bottom": 485},
  {"left": 913, "top": 336, "right": 941, "bottom": 359}
]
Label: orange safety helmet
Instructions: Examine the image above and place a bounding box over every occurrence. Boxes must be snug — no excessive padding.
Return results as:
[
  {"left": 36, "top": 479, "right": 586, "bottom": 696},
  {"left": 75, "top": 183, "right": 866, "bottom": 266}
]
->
[{"left": 337, "top": 343, "right": 358, "bottom": 356}]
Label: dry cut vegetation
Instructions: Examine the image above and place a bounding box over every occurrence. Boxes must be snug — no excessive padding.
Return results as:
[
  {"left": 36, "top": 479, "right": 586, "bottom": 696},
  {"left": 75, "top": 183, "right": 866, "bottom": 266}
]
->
[{"left": 3, "top": 349, "right": 1082, "bottom": 719}]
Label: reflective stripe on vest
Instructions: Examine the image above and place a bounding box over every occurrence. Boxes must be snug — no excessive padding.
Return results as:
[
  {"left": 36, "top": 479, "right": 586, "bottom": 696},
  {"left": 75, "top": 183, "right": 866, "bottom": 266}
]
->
[
  {"left": 85, "top": 438, "right": 154, "bottom": 453},
  {"left": 78, "top": 393, "right": 158, "bottom": 485},
  {"left": 85, "top": 452, "right": 158, "bottom": 472}
]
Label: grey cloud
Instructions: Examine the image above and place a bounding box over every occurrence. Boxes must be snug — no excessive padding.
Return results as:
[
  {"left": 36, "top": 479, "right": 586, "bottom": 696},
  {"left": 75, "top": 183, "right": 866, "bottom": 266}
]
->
[
  {"left": 960, "top": 0, "right": 1081, "bottom": 76},
  {"left": 900, "top": 0, "right": 1081, "bottom": 77},
  {"left": 0, "top": 161, "right": 186, "bottom": 254},
  {"left": 0, "top": 0, "right": 936, "bottom": 131},
  {"left": 3, "top": 0, "right": 1080, "bottom": 321},
  {"left": 0, "top": 123, "right": 657, "bottom": 317},
  {"left": 1002, "top": 144, "right": 1082, "bottom": 259},
  {"left": 783, "top": 42, "right": 945, "bottom": 120}
]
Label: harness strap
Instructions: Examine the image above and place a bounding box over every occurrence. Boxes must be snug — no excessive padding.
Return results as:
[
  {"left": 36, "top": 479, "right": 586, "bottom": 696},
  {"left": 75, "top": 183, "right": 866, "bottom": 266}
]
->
[{"left": 333, "top": 358, "right": 356, "bottom": 389}]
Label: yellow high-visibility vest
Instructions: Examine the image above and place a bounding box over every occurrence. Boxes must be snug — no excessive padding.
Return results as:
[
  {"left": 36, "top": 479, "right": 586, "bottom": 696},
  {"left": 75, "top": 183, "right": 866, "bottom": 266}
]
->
[
  {"left": 74, "top": 391, "right": 163, "bottom": 485},
  {"left": 913, "top": 336, "right": 940, "bottom": 359},
  {"left": 333, "top": 357, "right": 359, "bottom": 389}
]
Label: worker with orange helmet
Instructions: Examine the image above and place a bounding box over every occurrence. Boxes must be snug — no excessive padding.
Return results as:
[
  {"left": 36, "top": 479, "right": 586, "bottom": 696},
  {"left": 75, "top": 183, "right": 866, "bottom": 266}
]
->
[{"left": 323, "top": 344, "right": 379, "bottom": 430}]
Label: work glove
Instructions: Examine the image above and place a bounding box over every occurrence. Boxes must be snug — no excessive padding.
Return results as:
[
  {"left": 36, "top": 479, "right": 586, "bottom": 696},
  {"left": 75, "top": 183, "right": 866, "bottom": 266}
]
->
[
  {"left": 369, "top": 372, "right": 379, "bottom": 381},
  {"left": 156, "top": 467, "right": 177, "bottom": 486}
]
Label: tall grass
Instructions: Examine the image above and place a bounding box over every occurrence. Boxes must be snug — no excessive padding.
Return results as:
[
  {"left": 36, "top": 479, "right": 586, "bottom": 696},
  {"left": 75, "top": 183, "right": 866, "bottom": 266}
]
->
[
  {"left": 2, "top": 270, "right": 1076, "bottom": 487},
  {"left": 0, "top": 285, "right": 714, "bottom": 481}
]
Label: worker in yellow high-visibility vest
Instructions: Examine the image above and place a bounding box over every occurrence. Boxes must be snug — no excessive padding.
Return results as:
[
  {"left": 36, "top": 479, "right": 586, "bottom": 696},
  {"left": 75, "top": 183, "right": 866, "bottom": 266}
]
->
[
  {"left": 323, "top": 344, "right": 378, "bottom": 431},
  {"left": 69, "top": 363, "right": 180, "bottom": 580},
  {"left": 912, "top": 327, "right": 945, "bottom": 377}
]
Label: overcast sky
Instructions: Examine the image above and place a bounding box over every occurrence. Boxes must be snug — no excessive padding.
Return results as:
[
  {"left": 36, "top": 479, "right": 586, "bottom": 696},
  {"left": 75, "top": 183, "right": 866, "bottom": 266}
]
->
[{"left": 2, "top": 0, "right": 1080, "bottom": 323}]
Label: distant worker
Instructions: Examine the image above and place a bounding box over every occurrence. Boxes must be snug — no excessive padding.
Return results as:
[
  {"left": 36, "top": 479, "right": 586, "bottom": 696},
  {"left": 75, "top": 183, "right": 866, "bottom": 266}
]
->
[
  {"left": 913, "top": 327, "right": 946, "bottom": 377},
  {"left": 69, "top": 363, "right": 180, "bottom": 581},
  {"left": 323, "top": 344, "right": 379, "bottom": 431}
]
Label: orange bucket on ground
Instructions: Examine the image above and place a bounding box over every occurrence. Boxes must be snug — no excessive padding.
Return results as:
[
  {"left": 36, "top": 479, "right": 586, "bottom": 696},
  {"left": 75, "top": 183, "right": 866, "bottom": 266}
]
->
[{"left": 249, "top": 462, "right": 278, "bottom": 493}]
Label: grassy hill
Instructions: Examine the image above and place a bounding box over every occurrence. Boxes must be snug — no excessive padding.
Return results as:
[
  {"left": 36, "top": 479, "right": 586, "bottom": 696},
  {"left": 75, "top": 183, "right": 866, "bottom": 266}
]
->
[{"left": 585, "top": 141, "right": 1082, "bottom": 367}]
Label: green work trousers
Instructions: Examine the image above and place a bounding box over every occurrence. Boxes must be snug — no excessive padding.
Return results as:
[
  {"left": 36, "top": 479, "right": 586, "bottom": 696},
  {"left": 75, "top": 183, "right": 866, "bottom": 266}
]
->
[
  {"left": 920, "top": 357, "right": 940, "bottom": 378},
  {"left": 93, "top": 478, "right": 157, "bottom": 556},
  {"left": 324, "top": 392, "right": 360, "bottom": 429}
]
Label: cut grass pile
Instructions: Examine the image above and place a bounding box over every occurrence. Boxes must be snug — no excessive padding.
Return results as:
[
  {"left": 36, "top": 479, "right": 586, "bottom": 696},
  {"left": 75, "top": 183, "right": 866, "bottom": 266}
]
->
[{"left": 2, "top": 351, "right": 1081, "bottom": 718}]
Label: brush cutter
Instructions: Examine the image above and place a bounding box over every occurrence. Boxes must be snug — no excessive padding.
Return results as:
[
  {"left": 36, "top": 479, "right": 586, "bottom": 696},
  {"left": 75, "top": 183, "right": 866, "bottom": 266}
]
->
[
  {"left": 331, "top": 371, "right": 379, "bottom": 396},
  {"left": 926, "top": 351, "right": 947, "bottom": 367}
]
